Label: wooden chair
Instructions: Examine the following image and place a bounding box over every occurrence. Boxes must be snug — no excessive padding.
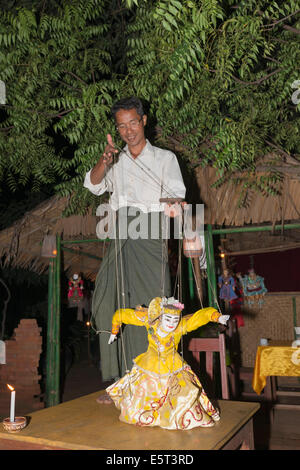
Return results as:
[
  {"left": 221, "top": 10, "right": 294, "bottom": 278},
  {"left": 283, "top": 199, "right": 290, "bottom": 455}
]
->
[
  {"left": 188, "top": 333, "right": 230, "bottom": 399},
  {"left": 226, "top": 318, "right": 272, "bottom": 401}
]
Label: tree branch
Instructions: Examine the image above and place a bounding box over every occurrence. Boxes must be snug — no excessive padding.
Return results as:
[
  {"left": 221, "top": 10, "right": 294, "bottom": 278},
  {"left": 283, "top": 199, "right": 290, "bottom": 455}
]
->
[
  {"left": 0, "top": 103, "right": 78, "bottom": 118},
  {"left": 263, "top": 9, "right": 300, "bottom": 28},
  {"left": 49, "top": 108, "right": 76, "bottom": 118},
  {"left": 265, "top": 140, "right": 300, "bottom": 164},
  {"left": 54, "top": 80, "right": 81, "bottom": 92},
  {"left": 231, "top": 68, "right": 281, "bottom": 85},
  {"left": 283, "top": 24, "right": 300, "bottom": 34},
  {"left": 63, "top": 70, "right": 88, "bottom": 85}
]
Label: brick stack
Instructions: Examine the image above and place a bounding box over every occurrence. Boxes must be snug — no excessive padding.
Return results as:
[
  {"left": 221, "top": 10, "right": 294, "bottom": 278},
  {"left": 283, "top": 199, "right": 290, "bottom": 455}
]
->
[{"left": 0, "top": 319, "right": 44, "bottom": 418}]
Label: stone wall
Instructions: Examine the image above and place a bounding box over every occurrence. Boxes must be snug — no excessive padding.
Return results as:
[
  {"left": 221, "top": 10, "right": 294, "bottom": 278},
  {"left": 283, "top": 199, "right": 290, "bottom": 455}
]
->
[{"left": 0, "top": 319, "right": 44, "bottom": 418}]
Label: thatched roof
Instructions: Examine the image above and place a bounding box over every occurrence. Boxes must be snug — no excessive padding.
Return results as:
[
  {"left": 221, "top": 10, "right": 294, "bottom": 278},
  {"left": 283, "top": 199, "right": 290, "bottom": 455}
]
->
[
  {"left": 0, "top": 196, "right": 105, "bottom": 280},
  {"left": 196, "top": 166, "right": 300, "bottom": 227}
]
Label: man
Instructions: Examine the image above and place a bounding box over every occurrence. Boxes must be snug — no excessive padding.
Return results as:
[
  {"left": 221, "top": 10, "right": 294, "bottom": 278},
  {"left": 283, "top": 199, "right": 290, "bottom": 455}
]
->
[{"left": 84, "top": 96, "right": 186, "bottom": 396}]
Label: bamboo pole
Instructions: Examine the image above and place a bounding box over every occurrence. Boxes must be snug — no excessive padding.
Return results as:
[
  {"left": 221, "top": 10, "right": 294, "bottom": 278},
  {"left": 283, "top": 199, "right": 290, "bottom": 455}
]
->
[
  {"left": 61, "top": 238, "right": 107, "bottom": 245},
  {"left": 61, "top": 245, "right": 103, "bottom": 261},
  {"left": 53, "top": 234, "right": 61, "bottom": 405},
  {"left": 45, "top": 259, "right": 55, "bottom": 407},
  {"left": 205, "top": 225, "right": 218, "bottom": 310},
  {"left": 45, "top": 235, "right": 61, "bottom": 408},
  {"left": 212, "top": 223, "right": 300, "bottom": 235}
]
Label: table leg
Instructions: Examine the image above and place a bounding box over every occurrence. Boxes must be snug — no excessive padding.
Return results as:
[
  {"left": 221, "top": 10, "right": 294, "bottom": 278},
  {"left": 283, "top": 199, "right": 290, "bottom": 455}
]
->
[
  {"left": 263, "top": 376, "right": 277, "bottom": 426},
  {"left": 264, "top": 376, "right": 274, "bottom": 401},
  {"left": 221, "top": 419, "right": 255, "bottom": 450}
]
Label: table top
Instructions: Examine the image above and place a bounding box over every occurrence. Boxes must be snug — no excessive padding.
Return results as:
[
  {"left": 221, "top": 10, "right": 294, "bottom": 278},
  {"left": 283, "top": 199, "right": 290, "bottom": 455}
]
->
[{"left": 0, "top": 391, "right": 260, "bottom": 450}]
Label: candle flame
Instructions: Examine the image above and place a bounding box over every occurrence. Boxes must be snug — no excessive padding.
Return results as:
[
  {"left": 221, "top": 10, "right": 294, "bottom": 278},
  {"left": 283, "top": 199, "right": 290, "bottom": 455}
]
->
[{"left": 7, "top": 384, "right": 14, "bottom": 391}]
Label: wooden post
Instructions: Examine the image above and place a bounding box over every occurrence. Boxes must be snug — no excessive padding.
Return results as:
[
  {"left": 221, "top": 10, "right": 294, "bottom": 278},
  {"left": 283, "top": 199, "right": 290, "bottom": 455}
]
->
[
  {"left": 45, "top": 235, "right": 61, "bottom": 407},
  {"left": 45, "top": 259, "right": 55, "bottom": 407},
  {"left": 54, "top": 234, "right": 61, "bottom": 404},
  {"left": 205, "top": 225, "right": 218, "bottom": 310}
]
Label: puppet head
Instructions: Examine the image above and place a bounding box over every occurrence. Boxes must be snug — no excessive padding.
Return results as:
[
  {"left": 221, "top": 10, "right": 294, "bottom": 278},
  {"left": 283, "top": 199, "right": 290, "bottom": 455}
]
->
[{"left": 148, "top": 296, "right": 184, "bottom": 325}]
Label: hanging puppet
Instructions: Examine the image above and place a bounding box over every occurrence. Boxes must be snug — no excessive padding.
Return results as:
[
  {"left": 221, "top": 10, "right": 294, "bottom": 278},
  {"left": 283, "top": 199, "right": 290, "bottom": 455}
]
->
[
  {"left": 68, "top": 273, "right": 84, "bottom": 303},
  {"left": 229, "top": 274, "right": 244, "bottom": 328},
  {"left": 106, "top": 296, "right": 229, "bottom": 430},
  {"left": 238, "top": 269, "right": 267, "bottom": 307},
  {"left": 218, "top": 268, "right": 238, "bottom": 302}
]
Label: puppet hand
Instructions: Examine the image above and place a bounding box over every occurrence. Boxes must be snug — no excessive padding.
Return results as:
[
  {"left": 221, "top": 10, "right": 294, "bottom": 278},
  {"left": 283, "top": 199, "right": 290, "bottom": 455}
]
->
[
  {"left": 108, "top": 334, "right": 117, "bottom": 344},
  {"left": 218, "top": 315, "right": 230, "bottom": 325}
]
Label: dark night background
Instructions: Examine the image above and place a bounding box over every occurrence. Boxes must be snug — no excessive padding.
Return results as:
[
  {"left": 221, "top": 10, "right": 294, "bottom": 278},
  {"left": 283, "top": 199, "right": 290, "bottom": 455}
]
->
[{"left": 231, "top": 248, "right": 300, "bottom": 292}]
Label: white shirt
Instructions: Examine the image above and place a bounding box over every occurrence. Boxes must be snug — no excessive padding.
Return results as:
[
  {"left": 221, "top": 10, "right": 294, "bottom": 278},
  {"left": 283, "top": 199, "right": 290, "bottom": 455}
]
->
[{"left": 83, "top": 140, "right": 186, "bottom": 212}]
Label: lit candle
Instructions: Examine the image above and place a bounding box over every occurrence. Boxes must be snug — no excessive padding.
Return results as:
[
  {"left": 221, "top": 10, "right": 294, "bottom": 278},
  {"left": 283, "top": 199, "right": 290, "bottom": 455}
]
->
[{"left": 7, "top": 384, "right": 15, "bottom": 422}]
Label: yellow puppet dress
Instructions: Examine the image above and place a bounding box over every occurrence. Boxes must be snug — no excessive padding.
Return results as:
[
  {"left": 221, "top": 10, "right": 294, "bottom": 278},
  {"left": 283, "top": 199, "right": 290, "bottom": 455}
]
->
[{"left": 106, "top": 299, "right": 222, "bottom": 430}]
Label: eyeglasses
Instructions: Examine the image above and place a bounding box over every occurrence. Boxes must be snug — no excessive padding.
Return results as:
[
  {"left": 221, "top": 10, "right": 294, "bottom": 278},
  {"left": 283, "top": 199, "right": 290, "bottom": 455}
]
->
[{"left": 116, "top": 117, "right": 143, "bottom": 132}]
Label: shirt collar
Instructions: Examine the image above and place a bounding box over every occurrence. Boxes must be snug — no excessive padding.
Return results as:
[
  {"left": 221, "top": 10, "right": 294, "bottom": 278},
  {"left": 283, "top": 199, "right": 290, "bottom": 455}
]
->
[{"left": 123, "top": 139, "right": 154, "bottom": 159}]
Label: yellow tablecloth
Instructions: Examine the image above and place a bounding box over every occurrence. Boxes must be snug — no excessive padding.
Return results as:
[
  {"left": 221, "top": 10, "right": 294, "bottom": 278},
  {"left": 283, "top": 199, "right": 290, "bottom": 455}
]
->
[{"left": 253, "top": 342, "right": 300, "bottom": 395}]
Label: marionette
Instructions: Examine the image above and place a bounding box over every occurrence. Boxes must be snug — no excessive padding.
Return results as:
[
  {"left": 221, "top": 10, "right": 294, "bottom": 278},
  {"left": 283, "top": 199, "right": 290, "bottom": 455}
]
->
[
  {"left": 218, "top": 269, "right": 238, "bottom": 302},
  {"left": 229, "top": 275, "right": 244, "bottom": 328},
  {"left": 106, "top": 296, "right": 229, "bottom": 430},
  {"left": 68, "top": 273, "right": 84, "bottom": 302},
  {"left": 239, "top": 269, "right": 267, "bottom": 306}
]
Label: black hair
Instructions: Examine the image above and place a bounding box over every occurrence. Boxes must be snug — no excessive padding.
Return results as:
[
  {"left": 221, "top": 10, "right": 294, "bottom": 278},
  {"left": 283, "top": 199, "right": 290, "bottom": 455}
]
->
[{"left": 111, "top": 96, "right": 145, "bottom": 120}]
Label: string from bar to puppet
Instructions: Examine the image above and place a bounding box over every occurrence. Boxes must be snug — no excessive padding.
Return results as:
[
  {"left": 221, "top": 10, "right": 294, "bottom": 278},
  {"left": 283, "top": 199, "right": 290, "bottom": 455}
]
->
[{"left": 90, "top": 143, "right": 224, "bottom": 378}]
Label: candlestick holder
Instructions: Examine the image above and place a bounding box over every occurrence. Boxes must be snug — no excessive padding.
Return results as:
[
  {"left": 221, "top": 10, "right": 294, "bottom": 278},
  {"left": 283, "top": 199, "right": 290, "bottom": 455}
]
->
[{"left": 2, "top": 416, "right": 27, "bottom": 433}]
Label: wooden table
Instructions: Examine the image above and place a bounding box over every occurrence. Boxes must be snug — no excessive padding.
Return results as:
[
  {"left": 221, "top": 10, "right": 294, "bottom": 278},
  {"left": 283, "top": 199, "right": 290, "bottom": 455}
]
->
[
  {"left": 0, "top": 391, "right": 259, "bottom": 450},
  {"left": 252, "top": 341, "right": 300, "bottom": 421},
  {"left": 253, "top": 341, "right": 300, "bottom": 395}
]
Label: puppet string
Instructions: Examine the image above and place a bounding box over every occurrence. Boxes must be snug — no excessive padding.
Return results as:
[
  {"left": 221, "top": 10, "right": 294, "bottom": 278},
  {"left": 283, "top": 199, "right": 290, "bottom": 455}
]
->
[{"left": 114, "top": 144, "right": 179, "bottom": 200}]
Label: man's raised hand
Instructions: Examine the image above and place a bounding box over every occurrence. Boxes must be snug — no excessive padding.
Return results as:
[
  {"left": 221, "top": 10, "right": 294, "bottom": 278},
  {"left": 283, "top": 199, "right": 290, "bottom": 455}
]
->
[{"left": 102, "top": 134, "right": 119, "bottom": 166}]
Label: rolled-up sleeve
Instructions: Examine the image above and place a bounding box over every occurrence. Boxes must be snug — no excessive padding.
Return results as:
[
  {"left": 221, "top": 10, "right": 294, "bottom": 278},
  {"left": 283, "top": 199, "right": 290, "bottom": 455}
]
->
[{"left": 83, "top": 169, "right": 113, "bottom": 196}]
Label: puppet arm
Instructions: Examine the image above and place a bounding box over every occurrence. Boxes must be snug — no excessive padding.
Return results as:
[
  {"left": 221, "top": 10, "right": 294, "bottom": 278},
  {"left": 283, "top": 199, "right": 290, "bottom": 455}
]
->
[
  {"left": 182, "top": 307, "right": 229, "bottom": 334},
  {"left": 108, "top": 308, "right": 146, "bottom": 344}
]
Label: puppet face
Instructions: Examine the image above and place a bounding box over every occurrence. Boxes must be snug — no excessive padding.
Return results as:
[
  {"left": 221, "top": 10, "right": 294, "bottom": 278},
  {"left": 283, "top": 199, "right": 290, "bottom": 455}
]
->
[
  {"left": 160, "top": 313, "right": 180, "bottom": 333},
  {"left": 248, "top": 269, "right": 256, "bottom": 279}
]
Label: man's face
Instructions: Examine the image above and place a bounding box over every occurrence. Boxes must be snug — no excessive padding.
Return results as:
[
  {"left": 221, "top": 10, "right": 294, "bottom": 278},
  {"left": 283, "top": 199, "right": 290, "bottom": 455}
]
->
[{"left": 115, "top": 108, "right": 147, "bottom": 150}]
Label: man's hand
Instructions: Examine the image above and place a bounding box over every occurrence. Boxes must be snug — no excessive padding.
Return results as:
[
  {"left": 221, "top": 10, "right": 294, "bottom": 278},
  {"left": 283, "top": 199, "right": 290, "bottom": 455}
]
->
[
  {"left": 90, "top": 134, "right": 119, "bottom": 185},
  {"left": 102, "top": 134, "right": 119, "bottom": 167},
  {"left": 164, "top": 201, "right": 186, "bottom": 218}
]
